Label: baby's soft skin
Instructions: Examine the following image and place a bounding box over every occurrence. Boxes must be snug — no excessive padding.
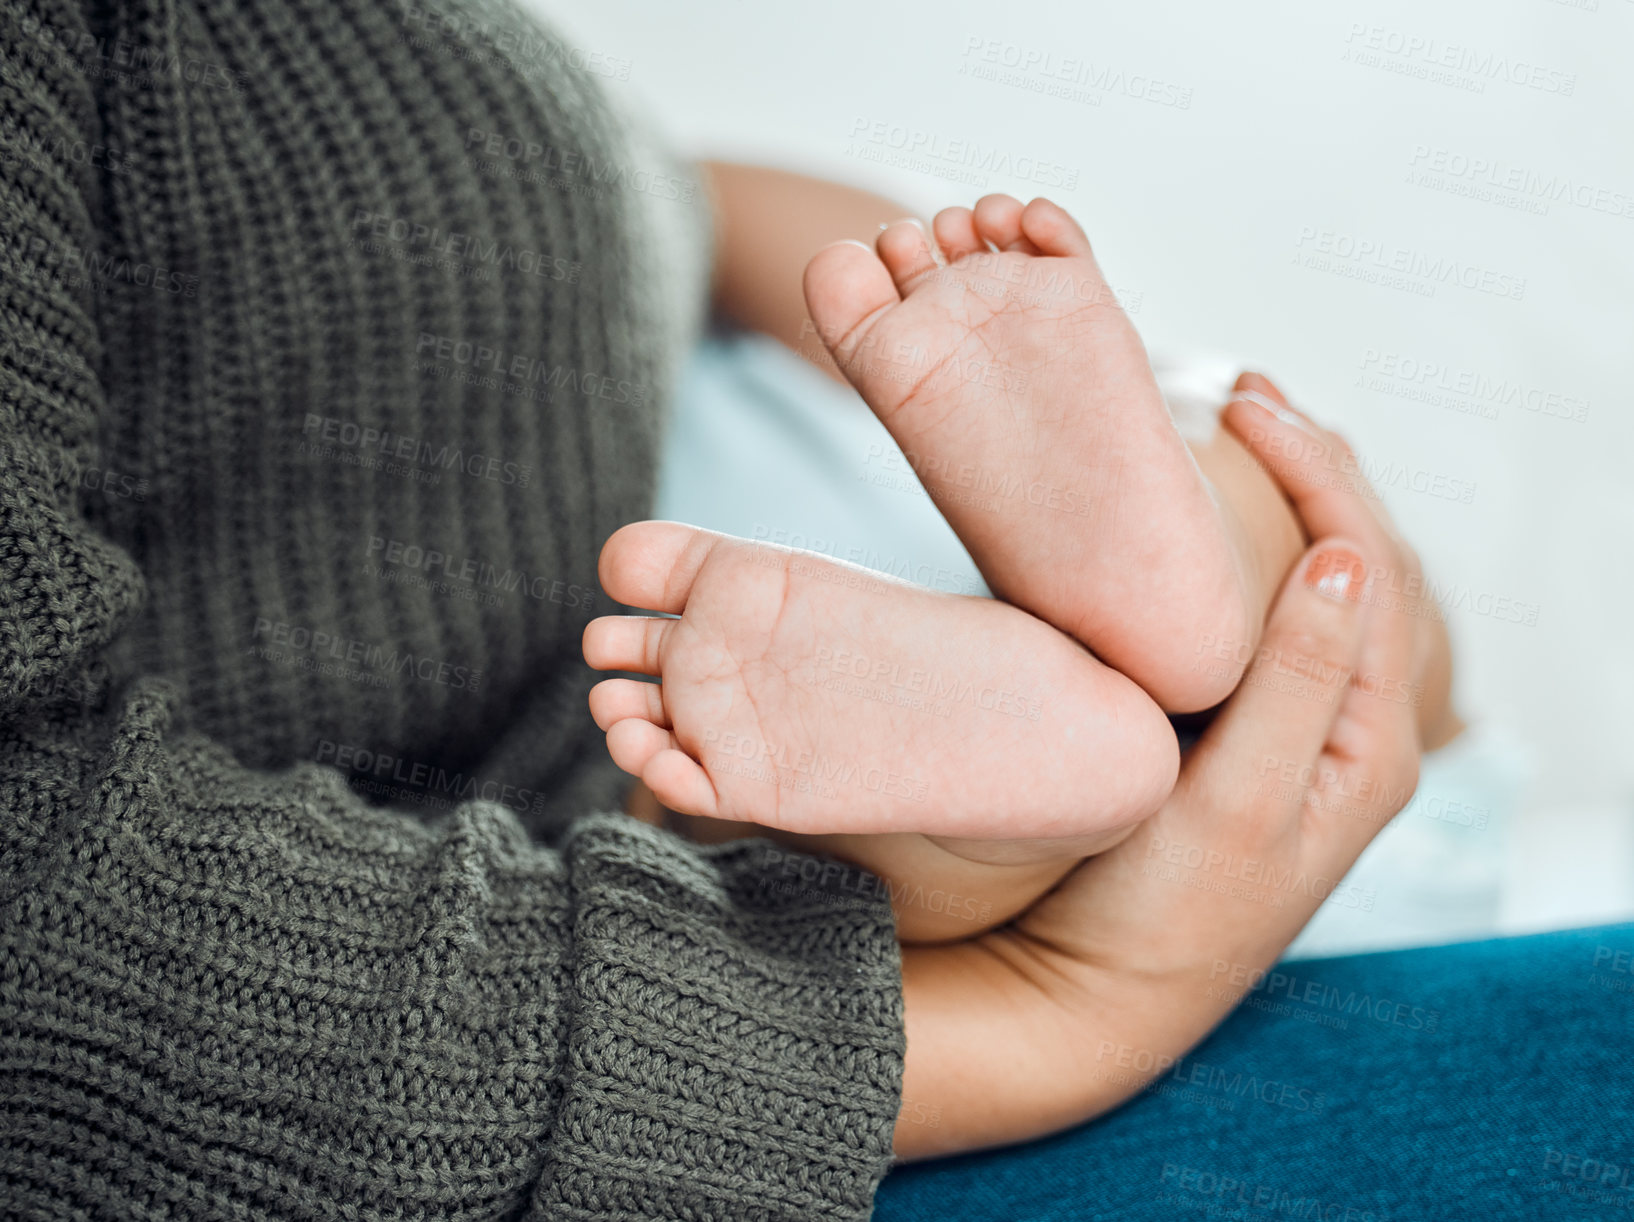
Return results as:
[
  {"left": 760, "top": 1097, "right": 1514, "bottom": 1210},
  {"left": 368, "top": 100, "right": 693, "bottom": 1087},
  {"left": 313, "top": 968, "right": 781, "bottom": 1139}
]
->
[
  {"left": 803, "top": 195, "right": 1269, "bottom": 713},
  {"left": 590, "top": 193, "right": 1313, "bottom": 940},
  {"left": 583, "top": 521, "right": 1179, "bottom": 923},
  {"left": 594, "top": 183, "right": 1456, "bottom": 945},
  {"left": 603, "top": 166, "right": 1453, "bottom": 1155}
]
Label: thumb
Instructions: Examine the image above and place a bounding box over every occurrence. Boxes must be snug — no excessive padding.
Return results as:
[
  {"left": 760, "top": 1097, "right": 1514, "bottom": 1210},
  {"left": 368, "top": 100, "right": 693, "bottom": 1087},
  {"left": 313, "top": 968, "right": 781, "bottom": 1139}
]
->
[{"left": 1188, "top": 541, "right": 1372, "bottom": 826}]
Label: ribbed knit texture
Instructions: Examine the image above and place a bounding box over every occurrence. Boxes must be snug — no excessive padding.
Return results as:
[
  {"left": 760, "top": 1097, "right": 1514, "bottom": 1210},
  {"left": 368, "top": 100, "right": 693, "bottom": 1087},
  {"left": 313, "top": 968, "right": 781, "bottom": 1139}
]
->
[{"left": 0, "top": 0, "right": 905, "bottom": 1217}]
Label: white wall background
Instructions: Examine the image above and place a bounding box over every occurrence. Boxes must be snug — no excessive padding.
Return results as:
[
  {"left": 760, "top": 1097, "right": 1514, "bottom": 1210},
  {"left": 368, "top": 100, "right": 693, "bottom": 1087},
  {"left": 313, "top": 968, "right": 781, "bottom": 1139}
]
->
[{"left": 532, "top": 0, "right": 1634, "bottom": 930}]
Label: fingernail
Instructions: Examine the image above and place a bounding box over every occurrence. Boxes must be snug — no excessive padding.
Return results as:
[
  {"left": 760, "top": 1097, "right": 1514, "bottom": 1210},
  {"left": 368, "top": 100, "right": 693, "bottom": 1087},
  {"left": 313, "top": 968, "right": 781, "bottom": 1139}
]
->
[
  {"left": 1305, "top": 549, "right": 1367, "bottom": 602},
  {"left": 1233, "top": 390, "right": 1321, "bottom": 436}
]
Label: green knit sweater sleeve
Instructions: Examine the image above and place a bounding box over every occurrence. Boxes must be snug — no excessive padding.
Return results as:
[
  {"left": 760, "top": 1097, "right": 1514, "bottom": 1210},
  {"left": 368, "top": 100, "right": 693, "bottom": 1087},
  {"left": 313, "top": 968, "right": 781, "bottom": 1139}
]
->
[{"left": 0, "top": 3, "right": 904, "bottom": 1217}]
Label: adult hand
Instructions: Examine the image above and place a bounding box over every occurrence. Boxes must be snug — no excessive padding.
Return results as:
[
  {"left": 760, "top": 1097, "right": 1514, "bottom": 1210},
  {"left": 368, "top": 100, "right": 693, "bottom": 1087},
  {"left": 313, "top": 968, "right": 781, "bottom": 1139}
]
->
[
  {"left": 1226, "top": 374, "right": 1461, "bottom": 750},
  {"left": 896, "top": 377, "right": 1434, "bottom": 1157}
]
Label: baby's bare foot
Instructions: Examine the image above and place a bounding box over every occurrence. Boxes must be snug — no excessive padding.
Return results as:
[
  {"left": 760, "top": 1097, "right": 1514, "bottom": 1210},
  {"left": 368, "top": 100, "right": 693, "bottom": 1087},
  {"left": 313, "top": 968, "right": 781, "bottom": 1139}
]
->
[
  {"left": 583, "top": 521, "right": 1177, "bottom": 844},
  {"left": 803, "top": 195, "right": 1253, "bottom": 711}
]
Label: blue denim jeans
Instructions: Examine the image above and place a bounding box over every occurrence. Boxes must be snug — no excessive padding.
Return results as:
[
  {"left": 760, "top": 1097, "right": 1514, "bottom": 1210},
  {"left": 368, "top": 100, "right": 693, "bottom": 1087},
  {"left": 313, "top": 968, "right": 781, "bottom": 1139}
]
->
[{"left": 875, "top": 924, "right": 1634, "bottom": 1220}]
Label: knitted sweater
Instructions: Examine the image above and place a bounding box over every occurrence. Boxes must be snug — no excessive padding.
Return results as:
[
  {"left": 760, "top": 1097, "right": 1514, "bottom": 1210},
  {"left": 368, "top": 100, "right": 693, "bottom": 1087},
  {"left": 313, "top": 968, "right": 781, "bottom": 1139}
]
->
[{"left": 0, "top": 0, "right": 904, "bottom": 1217}]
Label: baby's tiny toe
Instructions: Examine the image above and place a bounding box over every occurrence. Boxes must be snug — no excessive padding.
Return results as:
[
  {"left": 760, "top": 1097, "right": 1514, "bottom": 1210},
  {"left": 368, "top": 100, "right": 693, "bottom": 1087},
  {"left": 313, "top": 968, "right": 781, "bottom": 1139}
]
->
[
  {"left": 604, "top": 716, "right": 676, "bottom": 779},
  {"left": 582, "top": 616, "right": 673, "bottom": 676},
  {"left": 599, "top": 520, "right": 715, "bottom": 613},
  {"left": 644, "top": 748, "right": 720, "bottom": 819},
  {"left": 932, "top": 206, "right": 984, "bottom": 261},
  {"left": 1020, "top": 197, "right": 1092, "bottom": 258},
  {"left": 803, "top": 240, "right": 900, "bottom": 365},
  {"left": 1233, "top": 370, "right": 1290, "bottom": 408},
  {"left": 972, "top": 193, "right": 1037, "bottom": 253},
  {"left": 875, "top": 217, "right": 940, "bottom": 291},
  {"left": 589, "top": 677, "right": 669, "bottom": 731}
]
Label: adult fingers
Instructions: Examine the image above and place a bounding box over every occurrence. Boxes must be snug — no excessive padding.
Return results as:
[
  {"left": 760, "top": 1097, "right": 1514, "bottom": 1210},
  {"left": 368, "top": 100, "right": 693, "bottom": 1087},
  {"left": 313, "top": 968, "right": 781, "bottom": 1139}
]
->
[
  {"left": 1222, "top": 379, "right": 1420, "bottom": 572},
  {"left": 1022, "top": 540, "right": 1372, "bottom": 976},
  {"left": 1232, "top": 370, "right": 1291, "bottom": 411},
  {"left": 1221, "top": 383, "right": 1429, "bottom": 768},
  {"left": 1185, "top": 540, "right": 1372, "bottom": 830},
  {"left": 1317, "top": 556, "right": 1424, "bottom": 827},
  {"left": 1221, "top": 392, "right": 1389, "bottom": 557}
]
